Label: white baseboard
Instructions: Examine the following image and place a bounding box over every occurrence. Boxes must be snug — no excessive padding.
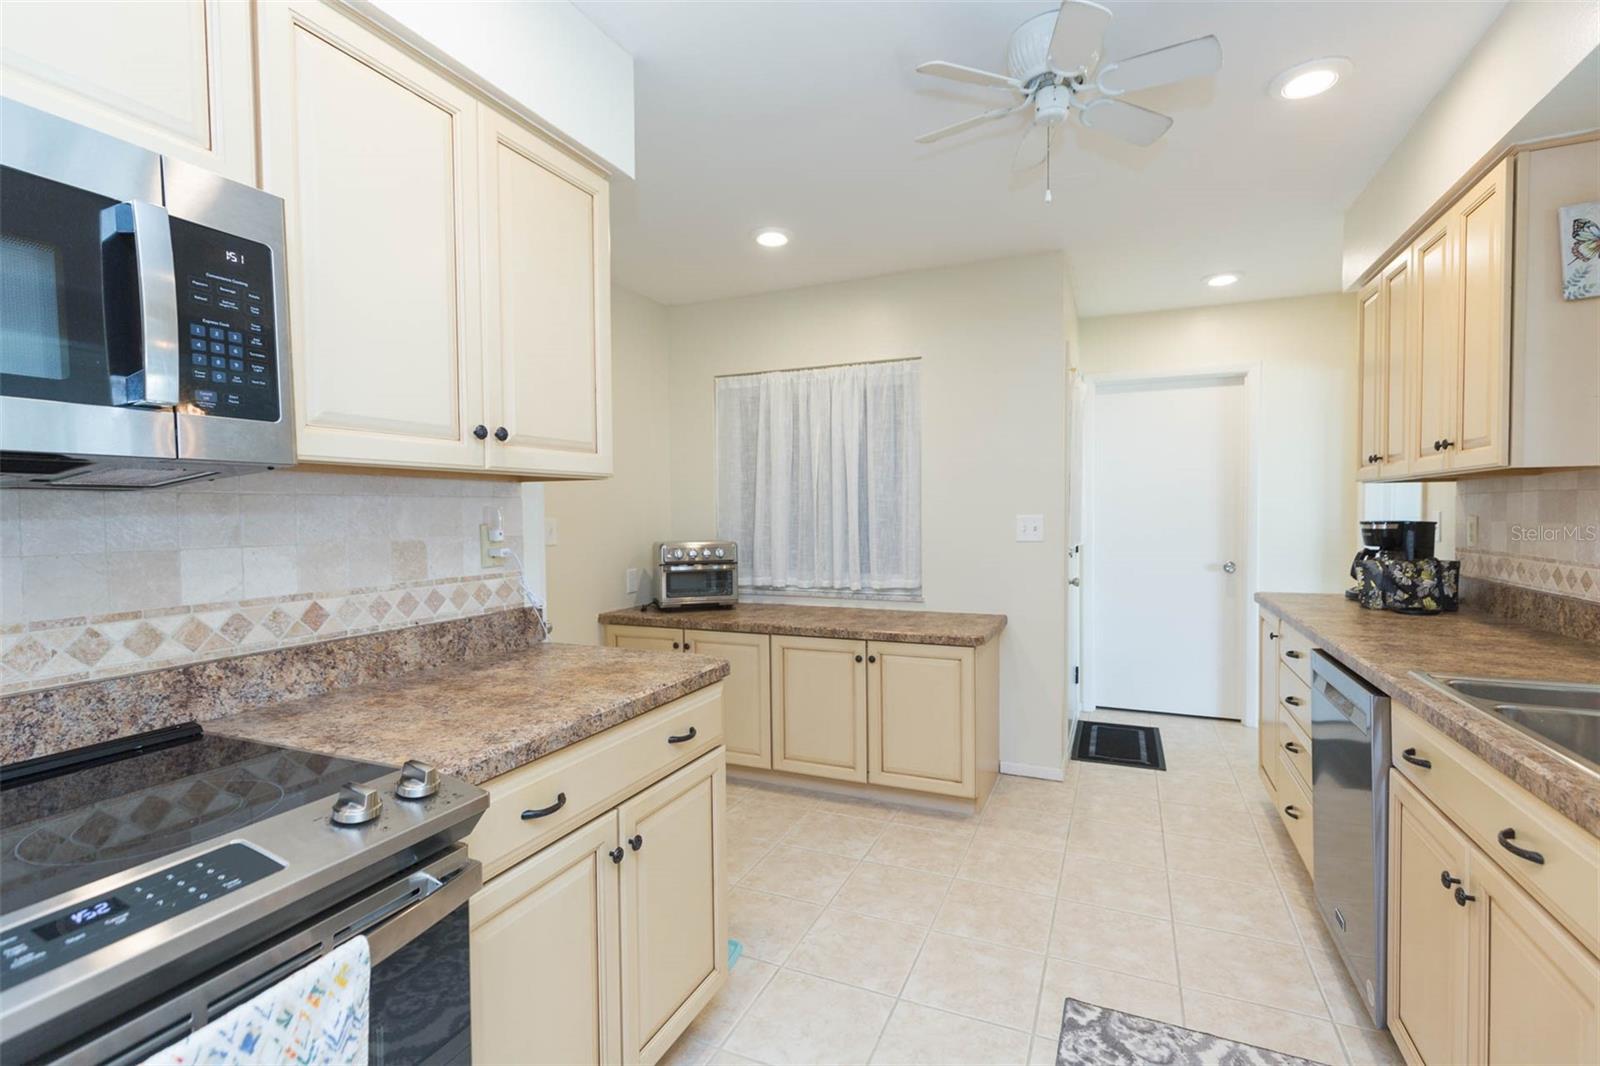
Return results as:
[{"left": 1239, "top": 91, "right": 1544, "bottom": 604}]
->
[{"left": 999, "top": 761, "right": 1066, "bottom": 781}]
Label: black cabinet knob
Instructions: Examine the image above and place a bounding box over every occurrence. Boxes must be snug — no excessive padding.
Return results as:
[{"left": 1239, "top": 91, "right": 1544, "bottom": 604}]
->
[
  {"left": 672, "top": 641, "right": 680, "bottom": 649},
  {"left": 1440, "top": 869, "right": 1462, "bottom": 889},
  {"left": 855, "top": 654, "right": 863, "bottom": 663},
  {"left": 473, "top": 424, "right": 488, "bottom": 440},
  {"left": 868, "top": 654, "right": 877, "bottom": 664},
  {"left": 494, "top": 426, "right": 509, "bottom": 442},
  {"left": 1454, "top": 886, "right": 1476, "bottom": 907},
  {"left": 609, "top": 847, "right": 624, "bottom": 864},
  {"left": 1440, "top": 439, "right": 1454, "bottom": 449},
  {"left": 628, "top": 834, "right": 643, "bottom": 851}
]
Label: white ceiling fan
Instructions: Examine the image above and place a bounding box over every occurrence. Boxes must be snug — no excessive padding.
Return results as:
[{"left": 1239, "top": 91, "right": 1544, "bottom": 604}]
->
[{"left": 914, "top": 1, "right": 1221, "bottom": 200}]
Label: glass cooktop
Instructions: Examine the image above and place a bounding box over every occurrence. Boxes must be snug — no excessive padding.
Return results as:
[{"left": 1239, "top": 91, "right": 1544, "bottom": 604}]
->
[{"left": 1, "top": 726, "right": 391, "bottom": 914}]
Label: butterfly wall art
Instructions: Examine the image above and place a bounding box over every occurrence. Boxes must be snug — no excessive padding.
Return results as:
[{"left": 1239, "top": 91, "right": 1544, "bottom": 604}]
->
[{"left": 1559, "top": 201, "right": 1600, "bottom": 301}]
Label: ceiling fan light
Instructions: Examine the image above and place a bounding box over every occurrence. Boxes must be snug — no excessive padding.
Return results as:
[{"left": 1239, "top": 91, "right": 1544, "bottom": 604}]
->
[
  {"left": 1206, "top": 273, "right": 1240, "bottom": 288},
  {"left": 1270, "top": 57, "right": 1352, "bottom": 100},
  {"left": 754, "top": 229, "right": 790, "bottom": 249}
]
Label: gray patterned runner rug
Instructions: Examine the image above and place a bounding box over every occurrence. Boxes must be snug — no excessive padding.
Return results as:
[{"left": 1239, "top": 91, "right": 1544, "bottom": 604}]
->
[{"left": 1056, "top": 998, "right": 1324, "bottom": 1066}]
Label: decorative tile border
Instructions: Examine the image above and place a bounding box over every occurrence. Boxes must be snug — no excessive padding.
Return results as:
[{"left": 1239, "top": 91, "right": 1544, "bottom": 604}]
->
[
  {"left": 1459, "top": 549, "right": 1600, "bottom": 604},
  {"left": 0, "top": 573, "right": 531, "bottom": 695}
]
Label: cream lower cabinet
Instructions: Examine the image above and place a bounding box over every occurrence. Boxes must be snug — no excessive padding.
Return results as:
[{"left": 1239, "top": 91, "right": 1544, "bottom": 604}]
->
[
  {"left": 469, "top": 740, "right": 727, "bottom": 1066},
  {"left": 1, "top": 0, "right": 256, "bottom": 183},
  {"left": 608, "top": 623, "right": 685, "bottom": 655},
  {"left": 1257, "top": 610, "right": 1280, "bottom": 796},
  {"left": 1388, "top": 771, "right": 1600, "bottom": 1066},
  {"left": 771, "top": 635, "right": 869, "bottom": 783},
  {"left": 867, "top": 641, "right": 975, "bottom": 797}
]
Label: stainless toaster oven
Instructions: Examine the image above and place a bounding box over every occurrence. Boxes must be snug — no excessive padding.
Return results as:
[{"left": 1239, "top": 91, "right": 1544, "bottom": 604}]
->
[{"left": 653, "top": 540, "right": 738, "bottom": 609}]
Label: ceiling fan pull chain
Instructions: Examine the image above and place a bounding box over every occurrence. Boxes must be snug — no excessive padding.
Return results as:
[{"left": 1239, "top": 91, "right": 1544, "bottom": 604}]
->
[{"left": 1045, "top": 138, "right": 1053, "bottom": 204}]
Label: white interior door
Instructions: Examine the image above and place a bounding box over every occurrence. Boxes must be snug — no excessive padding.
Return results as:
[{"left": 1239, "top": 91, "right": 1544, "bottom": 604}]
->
[{"left": 1088, "top": 376, "right": 1247, "bottom": 720}]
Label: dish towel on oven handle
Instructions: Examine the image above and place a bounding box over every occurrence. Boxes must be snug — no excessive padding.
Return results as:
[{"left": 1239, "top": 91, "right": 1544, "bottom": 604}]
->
[{"left": 140, "top": 935, "right": 370, "bottom": 1066}]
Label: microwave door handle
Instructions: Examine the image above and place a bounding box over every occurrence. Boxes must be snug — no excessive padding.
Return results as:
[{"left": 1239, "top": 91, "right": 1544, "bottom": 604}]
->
[{"left": 100, "top": 201, "right": 179, "bottom": 407}]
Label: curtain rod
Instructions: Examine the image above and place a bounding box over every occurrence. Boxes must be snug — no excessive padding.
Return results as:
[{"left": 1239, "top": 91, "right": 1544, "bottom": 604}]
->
[{"left": 713, "top": 356, "right": 920, "bottom": 380}]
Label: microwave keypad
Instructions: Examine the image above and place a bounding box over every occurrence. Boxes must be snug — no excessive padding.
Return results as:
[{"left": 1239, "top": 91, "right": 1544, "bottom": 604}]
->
[{"left": 169, "top": 218, "right": 279, "bottom": 422}]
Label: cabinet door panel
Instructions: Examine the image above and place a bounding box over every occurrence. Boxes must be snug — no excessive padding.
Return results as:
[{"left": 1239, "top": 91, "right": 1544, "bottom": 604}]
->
[
  {"left": 771, "top": 635, "right": 868, "bottom": 782},
  {"left": 257, "top": 1, "right": 484, "bottom": 469},
  {"left": 1356, "top": 279, "right": 1383, "bottom": 479},
  {"left": 686, "top": 630, "right": 771, "bottom": 769},
  {"left": 618, "top": 751, "right": 726, "bottom": 1063},
  {"left": 1389, "top": 773, "right": 1472, "bottom": 1066},
  {"left": 1, "top": 0, "right": 254, "bottom": 182},
  {"left": 1409, "top": 219, "right": 1456, "bottom": 476},
  {"left": 1454, "top": 161, "right": 1512, "bottom": 472},
  {"left": 481, "top": 109, "right": 612, "bottom": 476},
  {"left": 606, "top": 624, "right": 683, "bottom": 654},
  {"left": 1381, "top": 251, "right": 1412, "bottom": 472},
  {"left": 868, "top": 642, "right": 974, "bottom": 797},
  {"left": 1258, "top": 612, "right": 1280, "bottom": 796},
  {"left": 1473, "top": 847, "right": 1600, "bottom": 1066},
  {"left": 470, "top": 812, "right": 621, "bottom": 1066}
]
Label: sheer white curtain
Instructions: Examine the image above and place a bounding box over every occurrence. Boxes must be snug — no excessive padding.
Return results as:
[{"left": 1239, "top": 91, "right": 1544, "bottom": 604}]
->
[{"left": 716, "top": 359, "right": 921, "bottom": 596}]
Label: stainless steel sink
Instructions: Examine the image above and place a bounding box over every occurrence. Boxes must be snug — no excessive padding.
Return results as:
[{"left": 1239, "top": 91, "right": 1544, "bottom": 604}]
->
[{"left": 1411, "top": 673, "right": 1600, "bottom": 776}]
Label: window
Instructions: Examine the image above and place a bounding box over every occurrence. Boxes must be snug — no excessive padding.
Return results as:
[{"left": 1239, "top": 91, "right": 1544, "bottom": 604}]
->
[{"left": 716, "top": 359, "right": 921, "bottom": 598}]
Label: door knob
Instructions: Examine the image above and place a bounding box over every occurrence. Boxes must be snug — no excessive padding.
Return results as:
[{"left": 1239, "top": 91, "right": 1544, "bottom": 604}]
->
[
  {"left": 1222, "top": 561, "right": 1237, "bottom": 574},
  {"left": 1068, "top": 577, "right": 1081, "bottom": 587}
]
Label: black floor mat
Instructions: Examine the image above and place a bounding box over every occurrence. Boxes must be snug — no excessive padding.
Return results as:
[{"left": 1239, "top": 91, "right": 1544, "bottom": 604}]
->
[{"left": 1070, "top": 721, "right": 1166, "bottom": 771}]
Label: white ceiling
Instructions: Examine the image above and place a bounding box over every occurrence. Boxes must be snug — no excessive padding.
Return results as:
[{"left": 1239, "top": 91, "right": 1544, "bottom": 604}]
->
[{"left": 574, "top": 1, "right": 1506, "bottom": 316}]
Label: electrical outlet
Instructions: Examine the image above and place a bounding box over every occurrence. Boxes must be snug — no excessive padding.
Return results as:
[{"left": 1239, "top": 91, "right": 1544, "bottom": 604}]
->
[
  {"left": 1466, "top": 514, "right": 1480, "bottom": 548},
  {"left": 1016, "top": 514, "right": 1044, "bottom": 542},
  {"left": 544, "top": 518, "right": 559, "bottom": 546},
  {"left": 625, "top": 567, "right": 641, "bottom": 595},
  {"left": 479, "top": 524, "right": 506, "bottom": 567}
]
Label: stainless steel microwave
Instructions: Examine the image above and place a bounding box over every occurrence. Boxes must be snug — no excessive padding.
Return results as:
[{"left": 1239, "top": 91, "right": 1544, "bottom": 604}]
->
[{"left": 0, "top": 99, "right": 293, "bottom": 488}]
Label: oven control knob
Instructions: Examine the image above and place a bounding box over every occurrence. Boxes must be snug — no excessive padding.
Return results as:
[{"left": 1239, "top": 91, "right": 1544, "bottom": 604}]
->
[
  {"left": 331, "top": 783, "right": 383, "bottom": 826},
  {"left": 713, "top": 547, "right": 725, "bottom": 558},
  {"left": 396, "top": 760, "right": 440, "bottom": 800},
  {"left": 687, "top": 548, "right": 699, "bottom": 558},
  {"left": 672, "top": 548, "right": 684, "bottom": 559}
]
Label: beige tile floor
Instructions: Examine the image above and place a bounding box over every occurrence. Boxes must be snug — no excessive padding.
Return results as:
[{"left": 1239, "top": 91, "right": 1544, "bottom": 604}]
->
[{"left": 662, "top": 709, "right": 1405, "bottom": 1065}]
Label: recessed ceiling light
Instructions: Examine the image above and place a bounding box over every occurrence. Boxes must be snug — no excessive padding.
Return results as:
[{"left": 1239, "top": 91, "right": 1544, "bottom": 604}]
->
[
  {"left": 754, "top": 228, "right": 790, "bottom": 248},
  {"left": 1206, "top": 273, "right": 1240, "bottom": 288},
  {"left": 1270, "top": 57, "right": 1352, "bottom": 100}
]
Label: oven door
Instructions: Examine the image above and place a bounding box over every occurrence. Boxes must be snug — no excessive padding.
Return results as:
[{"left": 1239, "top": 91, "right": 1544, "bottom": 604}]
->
[
  {"left": 659, "top": 562, "right": 737, "bottom": 606},
  {"left": 0, "top": 100, "right": 180, "bottom": 471}
]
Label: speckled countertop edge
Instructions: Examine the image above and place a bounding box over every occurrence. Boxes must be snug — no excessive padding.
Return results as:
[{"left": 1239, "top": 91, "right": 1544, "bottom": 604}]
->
[
  {"left": 1257, "top": 592, "right": 1600, "bottom": 838},
  {"left": 597, "top": 603, "right": 1007, "bottom": 647},
  {"left": 208, "top": 643, "right": 730, "bottom": 785}
]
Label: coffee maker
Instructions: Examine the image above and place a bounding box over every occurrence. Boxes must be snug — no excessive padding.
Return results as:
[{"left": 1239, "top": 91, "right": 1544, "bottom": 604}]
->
[{"left": 1348, "top": 520, "right": 1459, "bottom": 614}]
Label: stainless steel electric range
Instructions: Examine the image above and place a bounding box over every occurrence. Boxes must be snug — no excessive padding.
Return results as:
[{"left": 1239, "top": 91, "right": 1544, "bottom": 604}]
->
[{"left": 0, "top": 723, "right": 487, "bottom": 1065}]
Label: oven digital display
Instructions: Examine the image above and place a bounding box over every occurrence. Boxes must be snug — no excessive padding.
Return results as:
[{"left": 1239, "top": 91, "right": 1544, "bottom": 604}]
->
[{"left": 33, "top": 897, "right": 128, "bottom": 941}]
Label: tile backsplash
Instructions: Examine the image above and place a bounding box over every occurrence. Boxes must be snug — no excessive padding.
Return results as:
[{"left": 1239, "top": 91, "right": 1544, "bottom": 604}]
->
[
  {"left": 1457, "top": 469, "right": 1600, "bottom": 603},
  {"left": 0, "top": 470, "right": 530, "bottom": 693}
]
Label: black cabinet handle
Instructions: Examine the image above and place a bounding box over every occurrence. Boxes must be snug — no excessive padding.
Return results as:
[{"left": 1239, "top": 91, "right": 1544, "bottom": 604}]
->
[
  {"left": 1284, "top": 695, "right": 1303, "bottom": 707},
  {"left": 1268, "top": 632, "right": 1279, "bottom": 641},
  {"left": 1285, "top": 650, "right": 1303, "bottom": 659},
  {"left": 1440, "top": 870, "right": 1462, "bottom": 889},
  {"left": 1433, "top": 440, "right": 1442, "bottom": 451},
  {"left": 1401, "top": 748, "right": 1432, "bottom": 769},
  {"left": 1283, "top": 804, "right": 1302, "bottom": 820},
  {"left": 1440, "top": 439, "right": 1454, "bottom": 449},
  {"left": 610, "top": 847, "right": 624, "bottom": 864},
  {"left": 628, "top": 834, "right": 643, "bottom": 851},
  {"left": 667, "top": 726, "right": 697, "bottom": 744},
  {"left": 1283, "top": 741, "right": 1302, "bottom": 755},
  {"left": 521, "top": 792, "right": 567, "bottom": 820},
  {"left": 1454, "top": 886, "right": 1476, "bottom": 907},
  {"left": 868, "top": 654, "right": 877, "bottom": 663},
  {"left": 473, "top": 424, "right": 488, "bottom": 440},
  {"left": 855, "top": 654, "right": 863, "bottom": 663},
  {"left": 1497, "top": 828, "right": 1545, "bottom": 865},
  {"left": 493, "top": 426, "right": 509, "bottom": 442}
]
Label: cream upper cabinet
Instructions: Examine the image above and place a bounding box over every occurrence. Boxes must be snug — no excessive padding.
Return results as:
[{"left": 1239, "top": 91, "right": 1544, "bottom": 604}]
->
[
  {"left": 685, "top": 630, "right": 771, "bottom": 769},
  {"left": 616, "top": 751, "right": 726, "bottom": 1065},
  {"left": 1379, "top": 250, "right": 1413, "bottom": 473},
  {"left": 1451, "top": 160, "right": 1512, "bottom": 472},
  {"left": 771, "top": 635, "right": 869, "bottom": 783},
  {"left": 1389, "top": 772, "right": 1473, "bottom": 1066},
  {"left": 0, "top": 0, "right": 255, "bottom": 183},
  {"left": 607, "top": 623, "right": 684, "bottom": 655},
  {"left": 257, "top": 0, "right": 485, "bottom": 470},
  {"left": 480, "top": 108, "right": 612, "bottom": 476},
  {"left": 470, "top": 811, "right": 622, "bottom": 1066},
  {"left": 867, "top": 641, "right": 974, "bottom": 797},
  {"left": 1355, "top": 279, "right": 1384, "bottom": 480},
  {"left": 1407, "top": 216, "right": 1457, "bottom": 478}
]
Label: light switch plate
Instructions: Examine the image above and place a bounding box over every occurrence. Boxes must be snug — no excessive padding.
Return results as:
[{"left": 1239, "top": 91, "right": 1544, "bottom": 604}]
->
[
  {"left": 1016, "top": 514, "right": 1044, "bottom": 542},
  {"left": 625, "top": 567, "right": 641, "bottom": 595},
  {"left": 1466, "top": 514, "right": 1479, "bottom": 547}
]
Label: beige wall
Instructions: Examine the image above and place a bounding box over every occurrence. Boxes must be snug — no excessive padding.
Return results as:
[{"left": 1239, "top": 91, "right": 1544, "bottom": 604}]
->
[
  {"left": 543, "top": 287, "right": 674, "bottom": 643},
  {"left": 664, "top": 254, "right": 1073, "bottom": 773}
]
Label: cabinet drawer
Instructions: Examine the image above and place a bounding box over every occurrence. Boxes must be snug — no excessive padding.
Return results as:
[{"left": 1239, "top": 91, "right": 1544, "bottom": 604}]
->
[
  {"left": 1392, "top": 702, "right": 1600, "bottom": 953},
  {"left": 1278, "top": 661, "right": 1312, "bottom": 736},
  {"left": 1276, "top": 748, "right": 1314, "bottom": 876},
  {"left": 1279, "top": 622, "right": 1314, "bottom": 685},
  {"left": 1278, "top": 709, "right": 1313, "bottom": 793},
  {"left": 468, "top": 683, "right": 724, "bottom": 879}
]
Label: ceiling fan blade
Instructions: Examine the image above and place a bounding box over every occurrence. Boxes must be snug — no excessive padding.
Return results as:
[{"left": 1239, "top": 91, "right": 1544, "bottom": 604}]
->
[
  {"left": 1098, "top": 35, "right": 1222, "bottom": 94},
  {"left": 915, "top": 104, "right": 1022, "bottom": 144},
  {"left": 1012, "top": 122, "right": 1059, "bottom": 171},
  {"left": 1079, "top": 98, "right": 1173, "bottom": 147},
  {"left": 1047, "top": 0, "right": 1113, "bottom": 75},
  {"left": 915, "top": 60, "right": 1022, "bottom": 92}
]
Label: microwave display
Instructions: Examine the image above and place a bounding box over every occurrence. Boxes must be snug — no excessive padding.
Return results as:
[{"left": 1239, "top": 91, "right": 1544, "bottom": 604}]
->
[{"left": 170, "top": 218, "right": 279, "bottom": 422}]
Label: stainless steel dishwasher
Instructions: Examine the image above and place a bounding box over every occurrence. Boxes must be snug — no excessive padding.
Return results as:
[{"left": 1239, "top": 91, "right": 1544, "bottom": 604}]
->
[{"left": 1311, "top": 650, "right": 1391, "bottom": 1028}]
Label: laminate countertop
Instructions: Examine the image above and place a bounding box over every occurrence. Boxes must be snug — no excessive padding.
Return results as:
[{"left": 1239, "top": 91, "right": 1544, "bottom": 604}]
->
[
  {"left": 1257, "top": 592, "right": 1600, "bottom": 837},
  {"left": 208, "top": 642, "right": 728, "bottom": 785},
  {"left": 597, "top": 603, "right": 1007, "bottom": 647}
]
